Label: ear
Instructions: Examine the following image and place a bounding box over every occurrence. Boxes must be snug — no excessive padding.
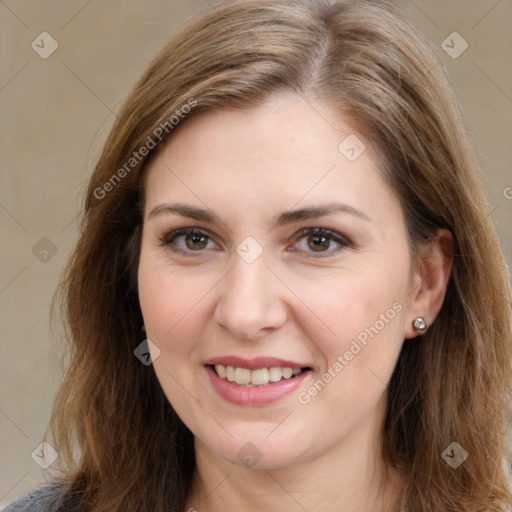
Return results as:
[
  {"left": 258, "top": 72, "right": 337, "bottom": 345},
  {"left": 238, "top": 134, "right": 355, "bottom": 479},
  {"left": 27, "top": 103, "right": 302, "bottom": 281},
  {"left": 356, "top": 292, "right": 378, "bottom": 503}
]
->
[{"left": 404, "top": 229, "right": 454, "bottom": 339}]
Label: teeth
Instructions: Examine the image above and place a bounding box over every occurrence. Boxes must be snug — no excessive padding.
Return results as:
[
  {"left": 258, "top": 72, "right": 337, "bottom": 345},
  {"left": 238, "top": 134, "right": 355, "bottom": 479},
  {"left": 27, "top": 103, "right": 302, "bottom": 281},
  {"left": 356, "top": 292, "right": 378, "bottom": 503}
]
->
[
  {"left": 216, "top": 364, "right": 226, "bottom": 379},
  {"left": 281, "top": 367, "right": 293, "bottom": 379},
  {"left": 251, "top": 368, "right": 269, "bottom": 385},
  {"left": 234, "top": 367, "right": 251, "bottom": 385},
  {"left": 268, "top": 367, "right": 282, "bottom": 382},
  {"left": 214, "top": 365, "right": 304, "bottom": 386},
  {"left": 226, "top": 365, "right": 235, "bottom": 382}
]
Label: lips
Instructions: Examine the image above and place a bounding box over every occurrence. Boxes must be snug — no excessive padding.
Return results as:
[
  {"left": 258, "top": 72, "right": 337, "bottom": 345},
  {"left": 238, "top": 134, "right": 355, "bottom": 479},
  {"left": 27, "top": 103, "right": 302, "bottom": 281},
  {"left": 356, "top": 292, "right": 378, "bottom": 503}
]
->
[
  {"left": 204, "top": 356, "right": 312, "bottom": 406},
  {"left": 205, "top": 356, "right": 309, "bottom": 370}
]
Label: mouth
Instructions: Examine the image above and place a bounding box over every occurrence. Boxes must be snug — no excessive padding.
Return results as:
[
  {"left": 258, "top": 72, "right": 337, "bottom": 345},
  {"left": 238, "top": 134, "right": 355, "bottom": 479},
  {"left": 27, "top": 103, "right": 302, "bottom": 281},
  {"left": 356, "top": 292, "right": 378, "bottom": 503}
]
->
[
  {"left": 204, "top": 357, "right": 313, "bottom": 406},
  {"left": 209, "top": 364, "right": 311, "bottom": 387}
]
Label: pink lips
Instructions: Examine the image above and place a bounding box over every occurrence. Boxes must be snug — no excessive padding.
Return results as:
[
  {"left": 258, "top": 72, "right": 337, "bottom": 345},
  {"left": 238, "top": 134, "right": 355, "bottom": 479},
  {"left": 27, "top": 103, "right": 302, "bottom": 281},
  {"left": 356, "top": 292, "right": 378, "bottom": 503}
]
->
[
  {"left": 204, "top": 356, "right": 311, "bottom": 406},
  {"left": 205, "top": 356, "right": 307, "bottom": 370}
]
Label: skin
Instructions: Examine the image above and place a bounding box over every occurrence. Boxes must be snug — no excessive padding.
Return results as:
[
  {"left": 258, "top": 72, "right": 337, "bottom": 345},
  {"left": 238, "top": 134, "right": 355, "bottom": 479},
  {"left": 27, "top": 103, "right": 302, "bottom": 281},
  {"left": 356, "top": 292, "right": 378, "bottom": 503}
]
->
[{"left": 138, "top": 93, "right": 453, "bottom": 511}]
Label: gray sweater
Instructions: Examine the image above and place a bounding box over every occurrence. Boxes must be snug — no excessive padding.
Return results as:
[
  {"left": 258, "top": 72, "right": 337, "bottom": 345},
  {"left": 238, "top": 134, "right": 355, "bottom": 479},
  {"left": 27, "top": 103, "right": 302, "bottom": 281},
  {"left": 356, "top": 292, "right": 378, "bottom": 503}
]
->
[{"left": 4, "top": 483, "right": 71, "bottom": 512}]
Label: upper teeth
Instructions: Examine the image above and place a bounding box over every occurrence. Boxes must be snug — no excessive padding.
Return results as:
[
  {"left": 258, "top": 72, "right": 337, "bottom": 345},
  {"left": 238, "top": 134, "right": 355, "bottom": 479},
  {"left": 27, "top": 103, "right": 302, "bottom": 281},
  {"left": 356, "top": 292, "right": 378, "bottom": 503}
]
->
[{"left": 215, "top": 365, "right": 302, "bottom": 386}]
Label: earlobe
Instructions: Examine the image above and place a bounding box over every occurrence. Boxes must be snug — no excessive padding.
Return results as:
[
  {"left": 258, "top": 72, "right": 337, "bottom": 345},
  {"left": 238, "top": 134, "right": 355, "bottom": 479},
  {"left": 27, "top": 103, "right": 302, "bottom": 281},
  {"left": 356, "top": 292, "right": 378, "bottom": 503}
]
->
[{"left": 404, "top": 229, "right": 454, "bottom": 339}]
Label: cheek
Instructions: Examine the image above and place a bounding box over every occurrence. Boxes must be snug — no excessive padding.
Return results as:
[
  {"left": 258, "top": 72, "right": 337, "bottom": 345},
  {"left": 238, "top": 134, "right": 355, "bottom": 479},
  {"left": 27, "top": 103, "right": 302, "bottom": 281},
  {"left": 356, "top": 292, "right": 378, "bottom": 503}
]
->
[
  {"left": 295, "top": 271, "right": 407, "bottom": 429},
  {"left": 333, "top": 268, "right": 409, "bottom": 391},
  {"left": 138, "top": 249, "right": 209, "bottom": 356},
  {"left": 290, "top": 259, "right": 409, "bottom": 359},
  {"left": 137, "top": 251, "right": 212, "bottom": 417},
  {"left": 290, "top": 260, "right": 409, "bottom": 426}
]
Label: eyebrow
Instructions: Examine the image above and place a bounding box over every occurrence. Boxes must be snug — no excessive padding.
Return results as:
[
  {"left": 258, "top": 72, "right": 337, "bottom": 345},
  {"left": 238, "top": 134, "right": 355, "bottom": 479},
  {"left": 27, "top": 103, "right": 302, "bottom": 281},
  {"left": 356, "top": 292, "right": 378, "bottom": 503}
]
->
[{"left": 148, "top": 201, "right": 370, "bottom": 226}]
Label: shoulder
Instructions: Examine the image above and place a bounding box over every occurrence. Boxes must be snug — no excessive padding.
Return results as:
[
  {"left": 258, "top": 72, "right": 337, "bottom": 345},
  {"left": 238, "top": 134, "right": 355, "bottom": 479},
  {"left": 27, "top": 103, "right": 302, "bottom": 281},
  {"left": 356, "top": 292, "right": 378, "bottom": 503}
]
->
[{"left": 3, "top": 482, "right": 71, "bottom": 512}]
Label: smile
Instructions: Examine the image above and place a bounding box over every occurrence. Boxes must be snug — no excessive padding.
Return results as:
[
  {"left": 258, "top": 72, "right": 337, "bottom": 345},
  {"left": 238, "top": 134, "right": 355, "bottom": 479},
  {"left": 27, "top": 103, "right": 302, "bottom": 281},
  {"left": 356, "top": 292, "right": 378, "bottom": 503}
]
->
[
  {"left": 204, "top": 357, "right": 312, "bottom": 406},
  {"left": 212, "top": 364, "right": 305, "bottom": 386}
]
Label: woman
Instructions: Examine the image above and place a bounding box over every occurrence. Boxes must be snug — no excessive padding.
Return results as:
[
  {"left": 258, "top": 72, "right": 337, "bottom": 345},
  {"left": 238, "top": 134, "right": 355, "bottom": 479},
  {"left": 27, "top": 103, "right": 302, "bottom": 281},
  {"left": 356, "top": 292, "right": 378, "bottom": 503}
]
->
[{"left": 7, "top": 0, "right": 511, "bottom": 510}]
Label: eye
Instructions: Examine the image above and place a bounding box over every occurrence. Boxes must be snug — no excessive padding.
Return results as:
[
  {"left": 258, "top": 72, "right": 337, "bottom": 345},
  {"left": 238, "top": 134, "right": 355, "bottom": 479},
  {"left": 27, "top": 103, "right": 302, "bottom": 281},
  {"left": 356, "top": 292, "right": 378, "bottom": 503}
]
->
[
  {"left": 291, "top": 227, "right": 351, "bottom": 256},
  {"left": 161, "top": 226, "right": 351, "bottom": 258},
  {"left": 162, "top": 228, "right": 217, "bottom": 255}
]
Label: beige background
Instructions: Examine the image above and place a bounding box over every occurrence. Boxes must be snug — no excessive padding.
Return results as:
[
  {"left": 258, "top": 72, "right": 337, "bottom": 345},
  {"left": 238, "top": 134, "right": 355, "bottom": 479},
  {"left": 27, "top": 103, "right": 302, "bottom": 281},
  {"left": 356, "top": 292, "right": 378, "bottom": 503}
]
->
[{"left": 1, "top": 0, "right": 511, "bottom": 506}]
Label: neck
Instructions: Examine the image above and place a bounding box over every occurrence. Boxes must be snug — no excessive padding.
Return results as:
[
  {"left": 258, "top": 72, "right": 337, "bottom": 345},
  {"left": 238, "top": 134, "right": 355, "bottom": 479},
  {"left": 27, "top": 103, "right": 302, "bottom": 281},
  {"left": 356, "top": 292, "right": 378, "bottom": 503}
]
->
[{"left": 185, "top": 406, "right": 404, "bottom": 512}]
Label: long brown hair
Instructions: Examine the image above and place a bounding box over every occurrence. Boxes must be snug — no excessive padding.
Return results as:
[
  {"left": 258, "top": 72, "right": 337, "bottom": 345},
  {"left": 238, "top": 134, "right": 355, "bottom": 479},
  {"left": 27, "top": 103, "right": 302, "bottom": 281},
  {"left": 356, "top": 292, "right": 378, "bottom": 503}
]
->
[{"left": 49, "top": 0, "right": 512, "bottom": 510}]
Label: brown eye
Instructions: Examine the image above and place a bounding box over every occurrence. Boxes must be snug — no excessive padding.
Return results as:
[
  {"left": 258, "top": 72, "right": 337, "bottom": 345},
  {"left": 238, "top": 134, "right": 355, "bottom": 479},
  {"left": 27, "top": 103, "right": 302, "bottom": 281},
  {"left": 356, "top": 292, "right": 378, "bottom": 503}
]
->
[
  {"left": 185, "top": 233, "right": 209, "bottom": 250},
  {"left": 307, "top": 234, "right": 331, "bottom": 252},
  {"left": 292, "top": 227, "right": 351, "bottom": 256},
  {"left": 162, "top": 228, "right": 216, "bottom": 255}
]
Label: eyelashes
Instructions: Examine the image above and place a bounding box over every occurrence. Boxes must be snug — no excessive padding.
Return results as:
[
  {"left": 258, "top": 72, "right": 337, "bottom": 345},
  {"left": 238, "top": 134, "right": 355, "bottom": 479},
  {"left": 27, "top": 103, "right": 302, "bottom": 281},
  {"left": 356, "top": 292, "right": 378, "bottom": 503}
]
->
[
  {"left": 160, "top": 226, "right": 352, "bottom": 258},
  {"left": 162, "top": 228, "right": 217, "bottom": 253},
  {"left": 291, "top": 227, "right": 351, "bottom": 255}
]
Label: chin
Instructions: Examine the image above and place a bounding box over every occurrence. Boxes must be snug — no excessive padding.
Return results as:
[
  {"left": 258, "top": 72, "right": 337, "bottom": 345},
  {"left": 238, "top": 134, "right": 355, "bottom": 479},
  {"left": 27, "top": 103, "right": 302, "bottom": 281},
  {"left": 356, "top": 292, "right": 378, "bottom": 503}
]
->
[{"left": 198, "top": 423, "right": 313, "bottom": 471}]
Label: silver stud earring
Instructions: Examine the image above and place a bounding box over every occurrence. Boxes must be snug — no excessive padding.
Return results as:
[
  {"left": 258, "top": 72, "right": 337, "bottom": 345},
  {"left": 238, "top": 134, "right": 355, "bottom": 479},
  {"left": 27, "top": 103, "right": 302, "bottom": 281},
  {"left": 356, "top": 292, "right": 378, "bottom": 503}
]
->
[{"left": 413, "top": 317, "right": 427, "bottom": 334}]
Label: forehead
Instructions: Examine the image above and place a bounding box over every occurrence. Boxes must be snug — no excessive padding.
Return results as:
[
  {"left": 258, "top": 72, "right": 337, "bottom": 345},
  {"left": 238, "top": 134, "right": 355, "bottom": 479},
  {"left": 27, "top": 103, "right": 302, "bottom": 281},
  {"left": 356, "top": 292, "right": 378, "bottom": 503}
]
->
[{"left": 143, "top": 94, "right": 402, "bottom": 228}]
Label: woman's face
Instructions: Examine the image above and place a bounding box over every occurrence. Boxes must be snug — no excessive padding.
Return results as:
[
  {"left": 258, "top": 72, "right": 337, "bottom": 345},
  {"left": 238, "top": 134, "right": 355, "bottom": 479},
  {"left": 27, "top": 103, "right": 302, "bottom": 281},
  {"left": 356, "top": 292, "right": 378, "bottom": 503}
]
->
[{"left": 138, "top": 93, "right": 420, "bottom": 469}]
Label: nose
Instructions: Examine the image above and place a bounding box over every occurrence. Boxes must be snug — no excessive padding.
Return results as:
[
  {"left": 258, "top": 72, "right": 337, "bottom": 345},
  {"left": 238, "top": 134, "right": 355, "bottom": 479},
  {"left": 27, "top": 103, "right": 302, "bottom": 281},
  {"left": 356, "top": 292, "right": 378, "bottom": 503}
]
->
[{"left": 214, "top": 253, "right": 288, "bottom": 341}]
